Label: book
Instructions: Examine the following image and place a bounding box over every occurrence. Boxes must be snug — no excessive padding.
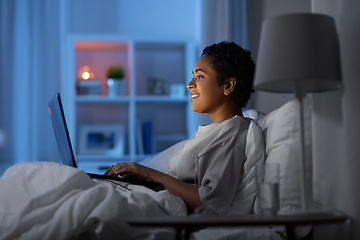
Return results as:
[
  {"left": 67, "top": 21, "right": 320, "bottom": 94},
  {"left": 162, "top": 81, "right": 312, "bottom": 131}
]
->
[
  {"left": 136, "top": 120, "right": 144, "bottom": 155},
  {"left": 143, "top": 121, "right": 152, "bottom": 155},
  {"left": 77, "top": 79, "right": 102, "bottom": 95}
]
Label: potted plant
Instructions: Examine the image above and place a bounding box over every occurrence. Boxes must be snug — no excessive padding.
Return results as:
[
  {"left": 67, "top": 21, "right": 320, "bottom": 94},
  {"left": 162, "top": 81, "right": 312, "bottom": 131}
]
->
[
  {"left": 107, "top": 65, "right": 126, "bottom": 96},
  {"left": 107, "top": 65, "right": 124, "bottom": 79}
]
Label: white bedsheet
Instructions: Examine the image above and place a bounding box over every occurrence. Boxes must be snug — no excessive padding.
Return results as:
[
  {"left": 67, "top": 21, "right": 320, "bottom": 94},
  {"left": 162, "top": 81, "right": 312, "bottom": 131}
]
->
[
  {"left": 0, "top": 162, "right": 287, "bottom": 240},
  {"left": 0, "top": 162, "right": 186, "bottom": 240}
]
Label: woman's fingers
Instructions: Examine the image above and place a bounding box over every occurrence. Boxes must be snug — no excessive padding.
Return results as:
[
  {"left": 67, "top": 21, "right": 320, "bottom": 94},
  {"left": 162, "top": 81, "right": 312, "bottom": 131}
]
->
[
  {"left": 113, "top": 162, "right": 136, "bottom": 175},
  {"left": 103, "top": 162, "right": 153, "bottom": 180},
  {"left": 103, "top": 165, "right": 124, "bottom": 177},
  {"left": 103, "top": 163, "right": 137, "bottom": 177},
  {"left": 103, "top": 165, "right": 114, "bottom": 176}
]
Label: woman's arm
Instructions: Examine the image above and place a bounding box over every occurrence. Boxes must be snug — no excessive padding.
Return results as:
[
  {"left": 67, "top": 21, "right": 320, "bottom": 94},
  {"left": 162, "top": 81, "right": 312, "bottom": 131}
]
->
[{"left": 104, "top": 163, "right": 203, "bottom": 211}]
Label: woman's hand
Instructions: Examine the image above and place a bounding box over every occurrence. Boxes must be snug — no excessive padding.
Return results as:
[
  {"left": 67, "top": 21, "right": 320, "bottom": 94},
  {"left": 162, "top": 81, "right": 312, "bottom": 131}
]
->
[
  {"left": 103, "top": 162, "right": 157, "bottom": 182},
  {"left": 103, "top": 162, "right": 203, "bottom": 212}
]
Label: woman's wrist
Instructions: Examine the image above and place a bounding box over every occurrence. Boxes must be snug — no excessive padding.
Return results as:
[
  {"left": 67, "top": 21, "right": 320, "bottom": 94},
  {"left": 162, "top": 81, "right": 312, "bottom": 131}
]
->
[{"left": 150, "top": 170, "right": 171, "bottom": 189}]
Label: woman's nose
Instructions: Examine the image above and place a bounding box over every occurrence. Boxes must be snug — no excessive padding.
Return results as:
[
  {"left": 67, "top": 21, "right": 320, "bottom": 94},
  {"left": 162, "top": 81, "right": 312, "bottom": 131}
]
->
[{"left": 187, "top": 78, "right": 196, "bottom": 89}]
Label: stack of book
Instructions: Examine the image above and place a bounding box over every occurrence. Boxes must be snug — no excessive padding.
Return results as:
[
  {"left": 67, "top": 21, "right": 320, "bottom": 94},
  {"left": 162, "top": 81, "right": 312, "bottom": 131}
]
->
[{"left": 77, "top": 79, "right": 102, "bottom": 95}]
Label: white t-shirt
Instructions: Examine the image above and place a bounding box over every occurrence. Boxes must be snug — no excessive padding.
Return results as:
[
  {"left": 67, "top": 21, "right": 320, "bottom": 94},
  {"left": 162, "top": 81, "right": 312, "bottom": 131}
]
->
[{"left": 166, "top": 116, "right": 265, "bottom": 215}]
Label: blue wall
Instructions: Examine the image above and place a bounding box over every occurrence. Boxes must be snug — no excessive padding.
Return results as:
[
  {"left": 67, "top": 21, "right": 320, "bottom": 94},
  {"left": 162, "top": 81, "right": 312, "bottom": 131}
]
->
[
  {"left": 67, "top": 0, "right": 201, "bottom": 39},
  {"left": 0, "top": 0, "right": 202, "bottom": 175}
]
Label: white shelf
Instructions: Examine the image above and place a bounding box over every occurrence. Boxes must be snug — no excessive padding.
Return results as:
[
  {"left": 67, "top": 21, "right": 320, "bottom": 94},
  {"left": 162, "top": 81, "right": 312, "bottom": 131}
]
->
[
  {"left": 62, "top": 35, "right": 198, "bottom": 164},
  {"left": 135, "top": 96, "right": 189, "bottom": 102},
  {"left": 75, "top": 95, "right": 189, "bottom": 103},
  {"left": 76, "top": 95, "right": 130, "bottom": 103}
]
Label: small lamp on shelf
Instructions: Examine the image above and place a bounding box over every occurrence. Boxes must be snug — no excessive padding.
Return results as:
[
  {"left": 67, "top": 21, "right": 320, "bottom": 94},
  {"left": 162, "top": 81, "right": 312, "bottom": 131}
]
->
[
  {"left": 81, "top": 65, "right": 91, "bottom": 80},
  {"left": 77, "top": 66, "right": 102, "bottom": 96},
  {"left": 253, "top": 13, "right": 342, "bottom": 215},
  {"left": 107, "top": 65, "right": 126, "bottom": 97}
]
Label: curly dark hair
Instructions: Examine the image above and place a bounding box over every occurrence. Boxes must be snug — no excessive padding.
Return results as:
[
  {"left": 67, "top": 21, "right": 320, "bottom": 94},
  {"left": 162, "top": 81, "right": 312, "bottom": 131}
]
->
[{"left": 202, "top": 41, "right": 255, "bottom": 109}]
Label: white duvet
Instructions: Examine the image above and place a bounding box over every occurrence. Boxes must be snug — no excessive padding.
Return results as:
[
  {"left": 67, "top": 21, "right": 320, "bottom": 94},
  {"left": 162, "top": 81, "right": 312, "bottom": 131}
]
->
[
  {"left": 0, "top": 162, "right": 186, "bottom": 240},
  {"left": 0, "top": 162, "right": 285, "bottom": 240}
]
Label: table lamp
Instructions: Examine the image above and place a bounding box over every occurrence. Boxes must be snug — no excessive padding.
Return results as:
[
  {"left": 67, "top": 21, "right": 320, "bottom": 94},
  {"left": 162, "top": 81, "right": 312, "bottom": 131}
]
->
[{"left": 253, "top": 13, "right": 342, "bottom": 214}]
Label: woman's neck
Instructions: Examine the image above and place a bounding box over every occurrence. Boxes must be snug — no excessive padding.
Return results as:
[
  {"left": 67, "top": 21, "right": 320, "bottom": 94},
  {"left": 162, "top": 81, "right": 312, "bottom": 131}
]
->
[{"left": 209, "top": 104, "right": 243, "bottom": 123}]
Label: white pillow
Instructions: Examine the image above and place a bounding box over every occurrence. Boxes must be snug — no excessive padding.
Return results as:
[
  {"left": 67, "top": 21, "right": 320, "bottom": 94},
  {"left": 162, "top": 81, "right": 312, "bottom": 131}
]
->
[
  {"left": 242, "top": 109, "right": 266, "bottom": 120},
  {"left": 140, "top": 140, "right": 187, "bottom": 172},
  {"left": 256, "top": 100, "right": 313, "bottom": 211}
]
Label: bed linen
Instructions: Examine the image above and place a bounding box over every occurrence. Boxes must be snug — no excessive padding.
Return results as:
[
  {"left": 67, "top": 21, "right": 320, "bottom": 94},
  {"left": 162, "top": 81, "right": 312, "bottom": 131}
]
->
[
  {"left": 0, "top": 161, "right": 287, "bottom": 240},
  {"left": 0, "top": 161, "right": 186, "bottom": 240}
]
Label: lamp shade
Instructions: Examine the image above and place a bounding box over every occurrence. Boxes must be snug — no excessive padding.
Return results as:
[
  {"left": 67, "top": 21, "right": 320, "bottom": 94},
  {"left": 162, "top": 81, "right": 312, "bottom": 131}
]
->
[{"left": 254, "top": 13, "right": 342, "bottom": 93}]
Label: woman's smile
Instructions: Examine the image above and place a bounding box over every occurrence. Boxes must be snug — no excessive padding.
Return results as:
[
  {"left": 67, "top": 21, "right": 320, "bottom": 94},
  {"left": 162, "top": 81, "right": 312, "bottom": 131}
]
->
[{"left": 190, "top": 92, "right": 200, "bottom": 102}]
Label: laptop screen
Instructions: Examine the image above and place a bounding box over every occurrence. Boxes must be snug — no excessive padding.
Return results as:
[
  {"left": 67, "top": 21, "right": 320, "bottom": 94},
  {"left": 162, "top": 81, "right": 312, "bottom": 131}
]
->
[{"left": 48, "top": 93, "right": 77, "bottom": 168}]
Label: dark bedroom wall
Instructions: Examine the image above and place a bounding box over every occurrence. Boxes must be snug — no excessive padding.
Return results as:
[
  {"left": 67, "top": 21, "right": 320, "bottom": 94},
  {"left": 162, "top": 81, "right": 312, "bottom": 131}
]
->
[{"left": 312, "top": 0, "right": 360, "bottom": 239}]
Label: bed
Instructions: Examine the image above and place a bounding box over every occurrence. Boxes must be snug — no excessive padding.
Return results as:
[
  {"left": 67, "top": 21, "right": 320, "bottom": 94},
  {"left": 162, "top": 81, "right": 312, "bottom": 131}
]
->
[{"left": 0, "top": 100, "right": 313, "bottom": 240}]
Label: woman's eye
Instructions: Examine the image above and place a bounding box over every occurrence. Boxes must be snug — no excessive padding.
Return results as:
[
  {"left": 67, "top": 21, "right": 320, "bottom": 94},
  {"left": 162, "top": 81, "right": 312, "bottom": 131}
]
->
[{"left": 191, "top": 75, "right": 203, "bottom": 81}]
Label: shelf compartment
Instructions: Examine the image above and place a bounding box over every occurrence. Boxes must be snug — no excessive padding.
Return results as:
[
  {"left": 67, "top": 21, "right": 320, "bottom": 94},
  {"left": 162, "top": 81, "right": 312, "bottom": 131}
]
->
[
  {"left": 76, "top": 103, "right": 130, "bottom": 155},
  {"left": 134, "top": 42, "right": 186, "bottom": 96},
  {"left": 136, "top": 102, "right": 187, "bottom": 154},
  {"left": 75, "top": 40, "right": 130, "bottom": 96}
]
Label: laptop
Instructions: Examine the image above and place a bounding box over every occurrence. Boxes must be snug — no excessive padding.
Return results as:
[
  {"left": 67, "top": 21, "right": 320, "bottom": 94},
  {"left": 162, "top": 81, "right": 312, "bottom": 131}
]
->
[{"left": 48, "top": 93, "right": 161, "bottom": 191}]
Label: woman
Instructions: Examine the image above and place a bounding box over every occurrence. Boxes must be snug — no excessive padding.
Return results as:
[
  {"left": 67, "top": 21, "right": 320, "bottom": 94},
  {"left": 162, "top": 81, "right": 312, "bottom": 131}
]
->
[
  {"left": 105, "top": 41, "right": 265, "bottom": 215},
  {"left": 0, "top": 42, "right": 265, "bottom": 240}
]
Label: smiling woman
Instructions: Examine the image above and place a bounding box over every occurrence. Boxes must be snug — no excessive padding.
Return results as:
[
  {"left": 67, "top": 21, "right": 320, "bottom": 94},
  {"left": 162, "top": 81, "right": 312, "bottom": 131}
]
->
[{"left": 105, "top": 41, "right": 264, "bottom": 215}]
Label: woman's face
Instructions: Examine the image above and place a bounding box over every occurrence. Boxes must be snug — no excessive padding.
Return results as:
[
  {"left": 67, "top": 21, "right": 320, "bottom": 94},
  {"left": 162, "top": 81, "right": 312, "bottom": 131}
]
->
[{"left": 187, "top": 54, "right": 227, "bottom": 117}]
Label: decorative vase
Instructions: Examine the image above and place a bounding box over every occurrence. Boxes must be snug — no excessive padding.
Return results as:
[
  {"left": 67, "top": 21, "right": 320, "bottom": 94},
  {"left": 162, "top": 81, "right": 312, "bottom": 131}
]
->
[{"left": 107, "top": 78, "right": 126, "bottom": 96}]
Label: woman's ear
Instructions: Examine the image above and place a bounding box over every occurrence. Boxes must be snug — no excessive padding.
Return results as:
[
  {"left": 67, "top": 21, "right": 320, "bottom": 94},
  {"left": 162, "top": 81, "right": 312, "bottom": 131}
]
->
[{"left": 223, "top": 77, "right": 236, "bottom": 96}]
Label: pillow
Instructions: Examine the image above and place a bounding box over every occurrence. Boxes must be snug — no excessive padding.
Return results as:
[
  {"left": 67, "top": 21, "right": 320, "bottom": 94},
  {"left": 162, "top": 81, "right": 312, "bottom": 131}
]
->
[
  {"left": 256, "top": 100, "right": 313, "bottom": 212},
  {"left": 242, "top": 109, "right": 266, "bottom": 120},
  {"left": 140, "top": 140, "right": 187, "bottom": 172}
]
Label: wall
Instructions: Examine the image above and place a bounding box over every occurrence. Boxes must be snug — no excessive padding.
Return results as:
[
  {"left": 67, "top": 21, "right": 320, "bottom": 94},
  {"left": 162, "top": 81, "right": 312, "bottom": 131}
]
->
[
  {"left": 66, "top": 0, "right": 200, "bottom": 40},
  {"left": 311, "top": 0, "right": 360, "bottom": 239}
]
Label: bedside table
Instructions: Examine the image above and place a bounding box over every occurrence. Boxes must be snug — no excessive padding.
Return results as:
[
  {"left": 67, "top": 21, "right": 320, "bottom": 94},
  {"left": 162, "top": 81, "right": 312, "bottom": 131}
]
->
[{"left": 127, "top": 212, "right": 349, "bottom": 240}]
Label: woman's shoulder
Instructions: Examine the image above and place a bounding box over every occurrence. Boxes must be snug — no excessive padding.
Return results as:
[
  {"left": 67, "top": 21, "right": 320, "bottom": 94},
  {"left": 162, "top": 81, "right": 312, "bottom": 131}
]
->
[
  {"left": 221, "top": 115, "right": 252, "bottom": 132},
  {"left": 204, "top": 115, "right": 252, "bottom": 135},
  {"left": 196, "top": 116, "right": 250, "bottom": 150},
  {"left": 230, "top": 115, "right": 252, "bottom": 124}
]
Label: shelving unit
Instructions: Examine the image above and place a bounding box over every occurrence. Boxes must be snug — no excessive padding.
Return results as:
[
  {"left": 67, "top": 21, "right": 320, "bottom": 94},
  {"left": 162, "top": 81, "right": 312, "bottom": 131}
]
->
[{"left": 61, "top": 35, "right": 198, "bottom": 174}]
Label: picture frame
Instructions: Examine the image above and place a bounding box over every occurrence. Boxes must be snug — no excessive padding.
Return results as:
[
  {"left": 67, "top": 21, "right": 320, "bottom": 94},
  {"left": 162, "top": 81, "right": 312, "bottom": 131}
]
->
[
  {"left": 78, "top": 124, "right": 125, "bottom": 156},
  {"left": 147, "top": 77, "right": 167, "bottom": 95}
]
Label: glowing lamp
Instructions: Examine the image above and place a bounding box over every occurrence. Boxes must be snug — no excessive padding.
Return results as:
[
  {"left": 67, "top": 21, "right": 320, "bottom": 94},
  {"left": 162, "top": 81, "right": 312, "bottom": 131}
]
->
[{"left": 80, "top": 66, "right": 94, "bottom": 80}]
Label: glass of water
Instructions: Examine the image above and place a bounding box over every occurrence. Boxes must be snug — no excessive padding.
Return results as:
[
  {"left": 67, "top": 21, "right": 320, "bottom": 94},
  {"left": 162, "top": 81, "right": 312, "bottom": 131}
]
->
[{"left": 255, "top": 162, "right": 280, "bottom": 216}]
